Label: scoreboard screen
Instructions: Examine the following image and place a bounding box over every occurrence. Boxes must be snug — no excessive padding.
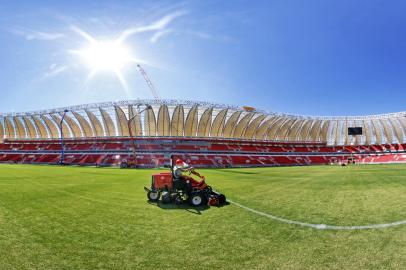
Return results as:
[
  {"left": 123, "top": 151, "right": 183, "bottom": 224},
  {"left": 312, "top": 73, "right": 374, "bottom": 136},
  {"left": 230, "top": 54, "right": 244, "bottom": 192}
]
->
[{"left": 348, "top": 127, "right": 363, "bottom": 135}]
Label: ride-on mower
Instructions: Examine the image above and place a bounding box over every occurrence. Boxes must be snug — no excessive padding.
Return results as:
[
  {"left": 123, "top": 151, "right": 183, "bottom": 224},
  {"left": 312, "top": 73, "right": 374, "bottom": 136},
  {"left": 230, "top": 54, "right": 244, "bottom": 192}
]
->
[{"left": 144, "top": 158, "right": 226, "bottom": 207}]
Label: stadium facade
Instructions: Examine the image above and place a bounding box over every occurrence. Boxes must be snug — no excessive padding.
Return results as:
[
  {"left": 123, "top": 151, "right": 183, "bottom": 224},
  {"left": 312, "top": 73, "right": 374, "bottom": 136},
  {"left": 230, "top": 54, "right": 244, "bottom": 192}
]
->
[
  {"left": 0, "top": 99, "right": 405, "bottom": 167},
  {"left": 1, "top": 99, "right": 406, "bottom": 145}
]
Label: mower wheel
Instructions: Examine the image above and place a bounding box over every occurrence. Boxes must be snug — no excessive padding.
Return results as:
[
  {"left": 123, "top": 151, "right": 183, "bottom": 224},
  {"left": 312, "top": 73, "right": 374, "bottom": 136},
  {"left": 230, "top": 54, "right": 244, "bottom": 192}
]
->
[
  {"left": 174, "top": 194, "right": 183, "bottom": 205},
  {"left": 147, "top": 191, "right": 160, "bottom": 202},
  {"left": 189, "top": 192, "right": 206, "bottom": 206},
  {"left": 161, "top": 192, "right": 171, "bottom": 204}
]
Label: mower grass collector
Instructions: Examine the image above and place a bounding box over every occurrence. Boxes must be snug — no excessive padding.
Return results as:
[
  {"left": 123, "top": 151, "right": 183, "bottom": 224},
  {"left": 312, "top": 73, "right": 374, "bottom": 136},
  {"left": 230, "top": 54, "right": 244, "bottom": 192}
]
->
[{"left": 144, "top": 170, "right": 226, "bottom": 207}]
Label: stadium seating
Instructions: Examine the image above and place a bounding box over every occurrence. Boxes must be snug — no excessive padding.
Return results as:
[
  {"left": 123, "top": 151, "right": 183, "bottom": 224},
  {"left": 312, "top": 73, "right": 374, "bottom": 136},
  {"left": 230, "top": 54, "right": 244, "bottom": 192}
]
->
[{"left": 0, "top": 138, "right": 405, "bottom": 167}]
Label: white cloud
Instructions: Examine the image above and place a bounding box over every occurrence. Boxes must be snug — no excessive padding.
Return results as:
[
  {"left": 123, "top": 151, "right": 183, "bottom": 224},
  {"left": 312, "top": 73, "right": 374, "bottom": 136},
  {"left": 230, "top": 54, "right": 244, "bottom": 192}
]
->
[
  {"left": 117, "top": 10, "right": 188, "bottom": 42},
  {"left": 184, "top": 30, "right": 212, "bottom": 40},
  {"left": 70, "top": 25, "right": 96, "bottom": 43},
  {"left": 43, "top": 64, "right": 68, "bottom": 79},
  {"left": 149, "top": 29, "right": 174, "bottom": 43},
  {"left": 11, "top": 27, "right": 64, "bottom": 41}
]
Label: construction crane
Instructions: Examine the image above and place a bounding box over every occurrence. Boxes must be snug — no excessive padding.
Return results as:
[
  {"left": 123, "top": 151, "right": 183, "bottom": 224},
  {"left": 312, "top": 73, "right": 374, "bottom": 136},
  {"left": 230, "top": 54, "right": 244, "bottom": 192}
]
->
[{"left": 137, "top": 64, "right": 160, "bottom": 99}]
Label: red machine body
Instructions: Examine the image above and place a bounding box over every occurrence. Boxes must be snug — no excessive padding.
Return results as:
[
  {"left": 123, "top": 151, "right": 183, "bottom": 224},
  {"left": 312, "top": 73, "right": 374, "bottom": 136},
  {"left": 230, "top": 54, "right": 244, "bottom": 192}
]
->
[{"left": 152, "top": 172, "right": 173, "bottom": 189}]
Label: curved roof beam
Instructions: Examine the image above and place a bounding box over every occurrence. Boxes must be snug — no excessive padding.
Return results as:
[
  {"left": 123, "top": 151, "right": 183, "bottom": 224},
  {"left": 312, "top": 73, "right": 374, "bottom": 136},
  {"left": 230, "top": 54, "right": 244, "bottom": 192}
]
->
[
  {"left": 363, "top": 120, "right": 372, "bottom": 145},
  {"left": 393, "top": 118, "right": 404, "bottom": 144},
  {"left": 61, "top": 114, "right": 81, "bottom": 138},
  {"left": 254, "top": 117, "right": 276, "bottom": 140},
  {"left": 32, "top": 115, "right": 48, "bottom": 139},
  {"left": 299, "top": 120, "right": 313, "bottom": 141},
  {"left": 85, "top": 110, "right": 104, "bottom": 137},
  {"left": 343, "top": 120, "right": 350, "bottom": 145},
  {"left": 223, "top": 111, "right": 241, "bottom": 138},
  {"left": 371, "top": 119, "right": 383, "bottom": 145},
  {"left": 332, "top": 121, "right": 342, "bottom": 145},
  {"left": 210, "top": 109, "right": 228, "bottom": 138},
  {"left": 396, "top": 117, "right": 406, "bottom": 144},
  {"left": 267, "top": 117, "right": 287, "bottom": 140},
  {"left": 380, "top": 118, "right": 393, "bottom": 144},
  {"left": 144, "top": 106, "right": 157, "bottom": 136},
  {"left": 184, "top": 106, "right": 198, "bottom": 137},
  {"left": 50, "top": 114, "right": 72, "bottom": 138},
  {"left": 41, "top": 115, "right": 59, "bottom": 139},
  {"left": 390, "top": 118, "right": 404, "bottom": 144},
  {"left": 308, "top": 120, "right": 322, "bottom": 141},
  {"left": 171, "top": 105, "right": 184, "bottom": 137},
  {"left": 115, "top": 106, "right": 129, "bottom": 137},
  {"left": 197, "top": 107, "right": 213, "bottom": 137},
  {"left": 233, "top": 112, "right": 255, "bottom": 139},
  {"left": 100, "top": 108, "right": 116, "bottom": 136},
  {"left": 276, "top": 118, "right": 296, "bottom": 140},
  {"left": 13, "top": 116, "right": 27, "bottom": 139},
  {"left": 157, "top": 104, "right": 170, "bottom": 136},
  {"left": 72, "top": 111, "right": 93, "bottom": 138},
  {"left": 23, "top": 116, "right": 37, "bottom": 139},
  {"left": 0, "top": 121, "right": 4, "bottom": 141},
  {"left": 319, "top": 121, "right": 330, "bottom": 143},
  {"left": 128, "top": 106, "right": 143, "bottom": 137},
  {"left": 245, "top": 114, "right": 266, "bottom": 139},
  {"left": 285, "top": 119, "right": 303, "bottom": 141},
  {"left": 4, "top": 117, "right": 15, "bottom": 139},
  {"left": 397, "top": 116, "right": 406, "bottom": 135}
]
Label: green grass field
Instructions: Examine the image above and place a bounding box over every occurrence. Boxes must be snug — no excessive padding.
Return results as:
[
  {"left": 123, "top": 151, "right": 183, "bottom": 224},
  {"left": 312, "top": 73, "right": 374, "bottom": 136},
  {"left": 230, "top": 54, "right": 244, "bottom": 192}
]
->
[{"left": 1, "top": 164, "right": 406, "bottom": 269}]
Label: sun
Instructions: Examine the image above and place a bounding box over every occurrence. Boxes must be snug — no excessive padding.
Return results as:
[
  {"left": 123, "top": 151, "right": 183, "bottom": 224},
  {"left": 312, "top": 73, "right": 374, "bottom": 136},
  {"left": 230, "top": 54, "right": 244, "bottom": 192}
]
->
[
  {"left": 78, "top": 41, "right": 131, "bottom": 71},
  {"left": 70, "top": 26, "right": 141, "bottom": 95}
]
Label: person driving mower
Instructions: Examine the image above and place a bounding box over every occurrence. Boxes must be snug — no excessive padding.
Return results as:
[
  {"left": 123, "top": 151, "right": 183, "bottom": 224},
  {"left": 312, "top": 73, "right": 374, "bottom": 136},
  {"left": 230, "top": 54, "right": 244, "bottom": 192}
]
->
[
  {"left": 173, "top": 159, "right": 207, "bottom": 189},
  {"left": 144, "top": 158, "right": 226, "bottom": 206}
]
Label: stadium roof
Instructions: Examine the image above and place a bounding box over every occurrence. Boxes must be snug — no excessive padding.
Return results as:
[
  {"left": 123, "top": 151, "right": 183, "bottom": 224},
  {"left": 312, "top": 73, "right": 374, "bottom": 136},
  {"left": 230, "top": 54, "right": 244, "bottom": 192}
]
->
[{"left": 0, "top": 99, "right": 405, "bottom": 145}]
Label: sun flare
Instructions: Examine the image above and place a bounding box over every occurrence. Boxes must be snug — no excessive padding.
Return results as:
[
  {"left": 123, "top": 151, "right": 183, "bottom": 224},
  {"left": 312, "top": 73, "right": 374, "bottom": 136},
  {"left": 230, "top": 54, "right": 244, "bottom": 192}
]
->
[
  {"left": 70, "top": 26, "right": 143, "bottom": 95},
  {"left": 79, "top": 41, "right": 131, "bottom": 71}
]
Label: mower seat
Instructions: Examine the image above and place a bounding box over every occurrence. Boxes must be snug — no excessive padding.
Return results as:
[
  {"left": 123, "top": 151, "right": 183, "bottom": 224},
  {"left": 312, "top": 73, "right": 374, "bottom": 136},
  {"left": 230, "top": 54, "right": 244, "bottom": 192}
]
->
[{"left": 173, "top": 177, "right": 188, "bottom": 190}]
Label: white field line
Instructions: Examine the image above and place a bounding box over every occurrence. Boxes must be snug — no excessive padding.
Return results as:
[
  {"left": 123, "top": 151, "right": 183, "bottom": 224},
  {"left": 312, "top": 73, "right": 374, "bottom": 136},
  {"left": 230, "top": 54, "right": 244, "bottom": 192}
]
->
[{"left": 228, "top": 199, "right": 406, "bottom": 230}]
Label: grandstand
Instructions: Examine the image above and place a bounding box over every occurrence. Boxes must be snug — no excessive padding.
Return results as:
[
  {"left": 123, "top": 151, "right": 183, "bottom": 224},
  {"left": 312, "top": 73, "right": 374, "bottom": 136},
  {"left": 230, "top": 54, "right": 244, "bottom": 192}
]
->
[{"left": 0, "top": 99, "right": 405, "bottom": 167}]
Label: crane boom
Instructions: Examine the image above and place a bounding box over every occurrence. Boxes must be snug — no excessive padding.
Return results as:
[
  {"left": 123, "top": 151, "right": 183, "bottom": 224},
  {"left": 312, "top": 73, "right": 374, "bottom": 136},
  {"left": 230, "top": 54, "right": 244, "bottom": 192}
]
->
[{"left": 137, "top": 64, "right": 160, "bottom": 99}]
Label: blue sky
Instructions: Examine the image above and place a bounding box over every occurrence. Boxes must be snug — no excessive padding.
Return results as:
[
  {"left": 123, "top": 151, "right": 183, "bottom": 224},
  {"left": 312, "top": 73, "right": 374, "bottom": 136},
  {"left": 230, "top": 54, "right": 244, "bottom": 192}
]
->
[{"left": 0, "top": 0, "right": 406, "bottom": 116}]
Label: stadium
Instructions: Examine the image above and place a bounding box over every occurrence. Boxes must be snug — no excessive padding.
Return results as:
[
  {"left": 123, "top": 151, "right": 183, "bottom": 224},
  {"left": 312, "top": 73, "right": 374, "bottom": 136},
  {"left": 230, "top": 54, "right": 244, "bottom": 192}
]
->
[
  {"left": 1, "top": 99, "right": 406, "bottom": 167},
  {"left": 2, "top": 99, "right": 406, "bottom": 269},
  {"left": 2, "top": 1, "right": 406, "bottom": 270}
]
